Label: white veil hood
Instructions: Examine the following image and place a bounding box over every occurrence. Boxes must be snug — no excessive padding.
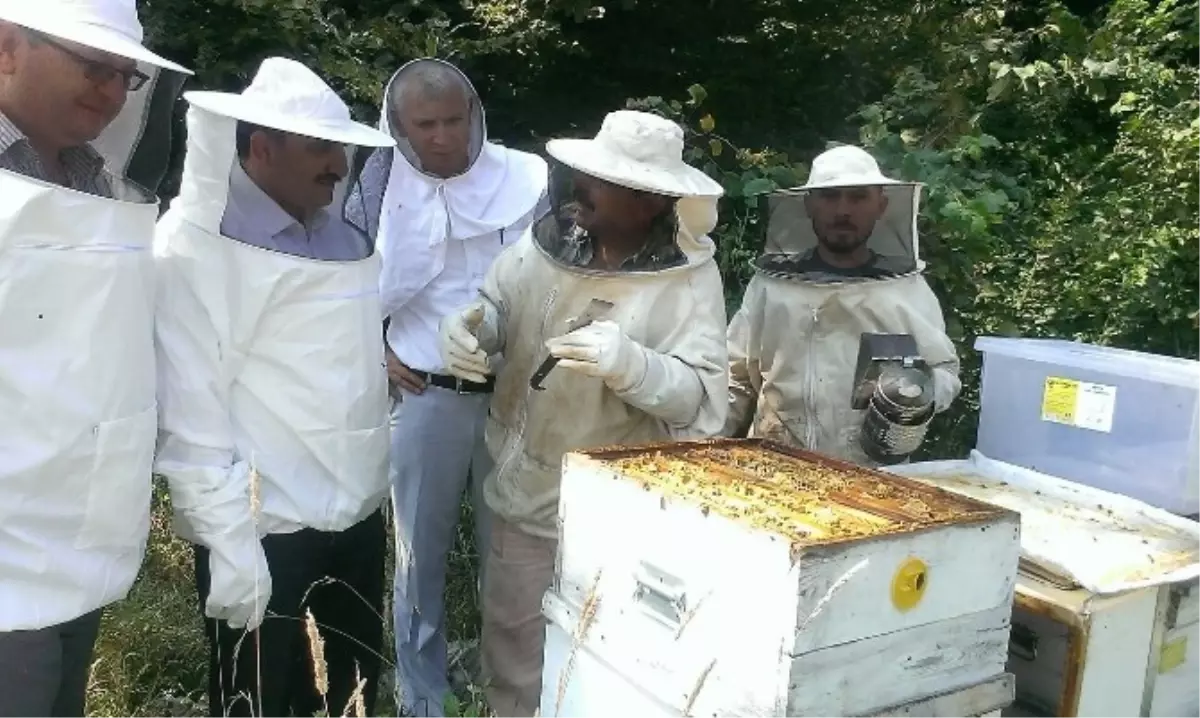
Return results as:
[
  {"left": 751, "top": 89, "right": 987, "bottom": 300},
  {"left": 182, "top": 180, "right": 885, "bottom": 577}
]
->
[{"left": 348, "top": 58, "right": 549, "bottom": 317}]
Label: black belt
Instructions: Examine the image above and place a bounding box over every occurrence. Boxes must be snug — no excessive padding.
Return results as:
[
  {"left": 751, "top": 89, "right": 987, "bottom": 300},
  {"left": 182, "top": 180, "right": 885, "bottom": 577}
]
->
[{"left": 417, "top": 370, "right": 495, "bottom": 395}]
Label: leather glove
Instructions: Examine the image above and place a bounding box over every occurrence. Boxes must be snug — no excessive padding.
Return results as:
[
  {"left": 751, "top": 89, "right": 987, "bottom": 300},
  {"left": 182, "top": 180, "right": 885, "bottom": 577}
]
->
[
  {"left": 205, "top": 533, "right": 272, "bottom": 631},
  {"left": 439, "top": 302, "right": 492, "bottom": 384},
  {"left": 545, "top": 320, "right": 648, "bottom": 392}
]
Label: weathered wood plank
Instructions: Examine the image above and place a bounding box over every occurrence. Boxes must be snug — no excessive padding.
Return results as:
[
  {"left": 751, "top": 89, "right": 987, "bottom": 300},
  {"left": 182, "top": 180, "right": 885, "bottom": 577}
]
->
[
  {"left": 863, "top": 673, "right": 1014, "bottom": 717},
  {"left": 788, "top": 605, "right": 1011, "bottom": 715}
]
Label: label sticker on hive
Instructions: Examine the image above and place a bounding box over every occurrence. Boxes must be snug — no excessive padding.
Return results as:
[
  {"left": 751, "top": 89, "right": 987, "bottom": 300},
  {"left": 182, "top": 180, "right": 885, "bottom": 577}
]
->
[
  {"left": 891, "top": 556, "right": 928, "bottom": 612},
  {"left": 1041, "top": 377, "right": 1116, "bottom": 433},
  {"left": 1159, "top": 636, "right": 1188, "bottom": 674}
]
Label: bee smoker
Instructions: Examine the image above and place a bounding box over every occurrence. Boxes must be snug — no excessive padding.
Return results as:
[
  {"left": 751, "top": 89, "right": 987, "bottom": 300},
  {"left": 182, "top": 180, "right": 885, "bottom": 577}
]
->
[{"left": 851, "top": 333, "right": 937, "bottom": 465}]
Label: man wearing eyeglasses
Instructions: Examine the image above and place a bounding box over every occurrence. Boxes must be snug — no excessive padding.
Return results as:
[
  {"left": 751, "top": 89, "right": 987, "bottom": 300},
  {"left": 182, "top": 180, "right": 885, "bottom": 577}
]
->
[{"left": 0, "top": 1, "right": 189, "bottom": 716}]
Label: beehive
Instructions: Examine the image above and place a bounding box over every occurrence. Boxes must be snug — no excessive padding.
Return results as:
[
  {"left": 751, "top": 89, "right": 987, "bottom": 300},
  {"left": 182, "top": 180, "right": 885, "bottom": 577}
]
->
[
  {"left": 889, "top": 451, "right": 1200, "bottom": 717},
  {"left": 544, "top": 439, "right": 1022, "bottom": 717}
]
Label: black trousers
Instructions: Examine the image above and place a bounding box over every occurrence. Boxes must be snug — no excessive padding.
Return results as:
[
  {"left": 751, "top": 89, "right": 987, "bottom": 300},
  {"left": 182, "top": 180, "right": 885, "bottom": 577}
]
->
[
  {"left": 0, "top": 609, "right": 102, "bottom": 717},
  {"left": 194, "top": 509, "right": 386, "bottom": 717}
]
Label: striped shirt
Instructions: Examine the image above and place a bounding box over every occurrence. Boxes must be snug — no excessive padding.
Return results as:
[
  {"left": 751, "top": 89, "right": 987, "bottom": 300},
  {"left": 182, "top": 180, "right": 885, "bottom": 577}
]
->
[{"left": 0, "top": 111, "right": 115, "bottom": 199}]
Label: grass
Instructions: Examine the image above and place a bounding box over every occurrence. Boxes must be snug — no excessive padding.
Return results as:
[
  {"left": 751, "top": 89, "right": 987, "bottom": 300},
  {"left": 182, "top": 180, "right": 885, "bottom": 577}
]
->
[{"left": 86, "top": 479, "right": 486, "bottom": 717}]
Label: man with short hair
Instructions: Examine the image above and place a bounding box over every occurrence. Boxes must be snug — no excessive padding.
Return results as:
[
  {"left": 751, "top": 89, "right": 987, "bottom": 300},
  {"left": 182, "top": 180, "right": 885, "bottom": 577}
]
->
[
  {"left": 154, "top": 57, "right": 396, "bottom": 717},
  {"left": 726, "top": 145, "right": 961, "bottom": 465},
  {"left": 439, "top": 110, "right": 729, "bottom": 716},
  {"left": 349, "top": 58, "right": 547, "bottom": 716},
  {"left": 0, "top": 1, "right": 189, "bottom": 715}
]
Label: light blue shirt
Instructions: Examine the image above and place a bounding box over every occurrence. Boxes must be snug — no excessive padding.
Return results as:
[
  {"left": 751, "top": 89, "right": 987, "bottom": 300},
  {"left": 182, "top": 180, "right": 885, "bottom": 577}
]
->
[{"left": 220, "top": 162, "right": 370, "bottom": 261}]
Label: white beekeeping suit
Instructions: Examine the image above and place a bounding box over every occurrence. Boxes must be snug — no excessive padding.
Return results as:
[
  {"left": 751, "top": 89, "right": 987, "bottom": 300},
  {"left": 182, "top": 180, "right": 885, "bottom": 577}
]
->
[
  {"left": 727, "top": 145, "right": 961, "bottom": 466},
  {"left": 468, "top": 141, "right": 729, "bottom": 540},
  {"left": 0, "top": 2, "right": 190, "bottom": 631},
  {"left": 439, "top": 110, "right": 729, "bottom": 716},
  {"left": 153, "top": 60, "right": 395, "bottom": 631}
]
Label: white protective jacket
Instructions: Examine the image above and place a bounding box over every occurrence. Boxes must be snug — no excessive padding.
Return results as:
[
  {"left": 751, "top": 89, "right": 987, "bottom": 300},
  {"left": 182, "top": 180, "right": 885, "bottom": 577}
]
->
[
  {"left": 727, "top": 183, "right": 961, "bottom": 466},
  {"left": 0, "top": 64, "right": 185, "bottom": 631},
  {"left": 476, "top": 197, "right": 729, "bottom": 538},
  {"left": 153, "top": 99, "right": 391, "bottom": 596}
]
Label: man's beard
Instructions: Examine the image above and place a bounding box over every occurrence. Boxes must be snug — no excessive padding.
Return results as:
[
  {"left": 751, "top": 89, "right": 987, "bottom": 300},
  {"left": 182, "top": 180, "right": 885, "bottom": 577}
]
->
[{"left": 818, "top": 232, "right": 870, "bottom": 256}]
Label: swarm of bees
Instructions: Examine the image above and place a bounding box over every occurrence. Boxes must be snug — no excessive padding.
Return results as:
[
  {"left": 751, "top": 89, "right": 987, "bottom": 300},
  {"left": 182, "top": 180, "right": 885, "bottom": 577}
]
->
[{"left": 607, "top": 445, "right": 983, "bottom": 545}]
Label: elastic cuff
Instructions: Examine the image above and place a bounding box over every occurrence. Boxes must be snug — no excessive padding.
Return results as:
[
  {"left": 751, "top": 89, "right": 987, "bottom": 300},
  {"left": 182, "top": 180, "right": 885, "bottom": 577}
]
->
[{"left": 606, "top": 341, "right": 650, "bottom": 395}]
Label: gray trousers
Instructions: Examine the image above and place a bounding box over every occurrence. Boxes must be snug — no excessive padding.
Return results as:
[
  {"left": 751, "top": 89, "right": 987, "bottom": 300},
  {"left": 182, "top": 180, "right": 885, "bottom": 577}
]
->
[
  {"left": 0, "top": 609, "right": 103, "bottom": 717},
  {"left": 390, "top": 387, "right": 492, "bottom": 717}
]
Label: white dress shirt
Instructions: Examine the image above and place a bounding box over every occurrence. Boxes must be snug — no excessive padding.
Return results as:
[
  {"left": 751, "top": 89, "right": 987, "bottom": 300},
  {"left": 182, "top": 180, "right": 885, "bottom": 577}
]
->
[{"left": 386, "top": 229, "right": 510, "bottom": 373}]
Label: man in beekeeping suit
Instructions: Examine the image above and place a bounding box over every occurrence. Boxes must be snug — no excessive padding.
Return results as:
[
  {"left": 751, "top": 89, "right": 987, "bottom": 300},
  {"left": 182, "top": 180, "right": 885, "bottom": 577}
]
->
[
  {"left": 439, "top": 109, "right": 729, "bottom": 715},
  {"left": 726, "top": 144, "right": 961, "bottom": 466},
  {"left": 0, "top": 0, "right": 189, "bottom": 714},
  {"left": 346, "top": 57, "right": 547, "bottom": 717},
  {"left": 153, "top": 57, "right": 396, "bottom": 717}
]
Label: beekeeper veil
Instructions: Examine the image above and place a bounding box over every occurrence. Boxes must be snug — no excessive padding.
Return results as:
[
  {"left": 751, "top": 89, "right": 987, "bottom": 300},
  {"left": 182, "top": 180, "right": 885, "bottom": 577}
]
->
[
  {"left": 91, "top": 62, "right": 188, "bottom": 196},
  {"left": 383, "top": 58, "right": 485, "bottom": 177},
  {"left": 1, "top": 0, "right": 193, "bottom": 198},
  {"left": 174, "top": 58, "right": 394, "bottom": 257},
  {"left": 534, "top": 109, "right": 725, "bottom": 273},
  {"left": 345, "top": 58, "right": 548, "bottom": 318},
  {"left": 757, "top": 145, "right": 922, "bottom": 283}
]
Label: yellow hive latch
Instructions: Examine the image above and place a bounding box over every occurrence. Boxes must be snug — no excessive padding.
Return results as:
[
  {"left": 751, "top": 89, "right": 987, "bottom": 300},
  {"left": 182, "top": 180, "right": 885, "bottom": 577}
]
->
[{"left": 891, "top": 556, "right": 928, "bottom": 612}]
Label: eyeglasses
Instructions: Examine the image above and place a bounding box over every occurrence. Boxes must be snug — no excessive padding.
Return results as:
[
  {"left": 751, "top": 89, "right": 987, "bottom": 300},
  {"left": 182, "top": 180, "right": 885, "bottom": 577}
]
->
[{"left": 30, "top": 31, "right": 150, "bottom": 92}]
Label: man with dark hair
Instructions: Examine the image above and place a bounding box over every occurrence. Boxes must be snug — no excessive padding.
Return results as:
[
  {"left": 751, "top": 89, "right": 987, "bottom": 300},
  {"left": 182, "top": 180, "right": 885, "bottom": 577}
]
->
[
  {"left": 727, "top": 145, "right": 961, "bottom": 465},
  {"left": 154, "top": 57, "right": 396, "bottom": 716},
  {"left": 795, "top": 184, "right": 895, "bottom": 276},
  {"left": 439, "top": 110, "right": 729, "bottom": 716},
  {"left": 0, "top": 1, "right": 189, "bottom": 715}
]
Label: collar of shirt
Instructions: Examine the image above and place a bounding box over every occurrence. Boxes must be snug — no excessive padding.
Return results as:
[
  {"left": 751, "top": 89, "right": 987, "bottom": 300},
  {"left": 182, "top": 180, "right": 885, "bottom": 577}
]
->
[
  {"left": 222, "top": 161, "right": 332, "bottom": 247},
  {"left": 0, "top": 110, "right": 111, "bottom": 196}
]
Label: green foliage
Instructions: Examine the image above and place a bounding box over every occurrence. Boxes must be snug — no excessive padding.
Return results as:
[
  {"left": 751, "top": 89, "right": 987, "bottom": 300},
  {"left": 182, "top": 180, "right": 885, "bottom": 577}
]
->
[
  {"left": 442, "top": 683, "right": 489, "bottom": 718},
  {"left": 853, "top": 0, "right": 1199, "bottom": 456}
]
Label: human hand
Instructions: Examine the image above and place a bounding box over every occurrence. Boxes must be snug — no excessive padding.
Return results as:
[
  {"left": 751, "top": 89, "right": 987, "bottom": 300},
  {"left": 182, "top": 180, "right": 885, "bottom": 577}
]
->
[
  {"left": 544, "top": 320, "right": 647, "bottom": 391},
  {"left": 385, "top": 344, "right": 426, "bottom": 395},
  {"left": 439, "top": 303, "right": 491, "bottom": 384}
]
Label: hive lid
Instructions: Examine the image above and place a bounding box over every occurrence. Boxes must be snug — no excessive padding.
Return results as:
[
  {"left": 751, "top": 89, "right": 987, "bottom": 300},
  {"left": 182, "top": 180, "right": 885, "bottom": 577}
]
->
[
  {"left": 889, "top": 450, "right": 1200, "bottom": 594},
  {"left": 975, "top": 336, "right": 1200, "bottom": 389},
  {"left": 570, "top": 438, "right": 1014, "bottom": 547}
]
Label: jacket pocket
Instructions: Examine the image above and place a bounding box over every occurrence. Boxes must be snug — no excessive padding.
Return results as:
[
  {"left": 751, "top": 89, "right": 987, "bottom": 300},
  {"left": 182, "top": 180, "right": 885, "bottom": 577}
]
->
[{"left": 75, "top": 405, "right": 157, "bottom": 550}]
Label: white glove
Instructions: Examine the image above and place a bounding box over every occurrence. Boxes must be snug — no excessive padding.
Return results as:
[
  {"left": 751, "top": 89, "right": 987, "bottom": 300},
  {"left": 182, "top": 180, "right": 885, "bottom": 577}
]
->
[
  {"left": 545, "top": 320, "right": 648, "bottom": 392},
  {"left": 932, "top": 366, "right": 962, "bottom": 413},
  {"left": 439, "top": 302, "right": 492, "bottom": 384},
  {"left": 205, "top": 533, "right": 272, "bottom": 631}
]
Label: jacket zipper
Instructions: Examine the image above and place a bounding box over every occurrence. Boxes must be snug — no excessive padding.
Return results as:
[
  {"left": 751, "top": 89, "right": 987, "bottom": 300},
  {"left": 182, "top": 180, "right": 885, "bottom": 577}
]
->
[
  {"left": 494, "top": 287, "right": 560, "bottom": 492},
  {"left": 438, "top": 184, "right": 451, "bottom": 240},
  {"left": 806, "top": 306, "right": 818, "bottom": 450}
]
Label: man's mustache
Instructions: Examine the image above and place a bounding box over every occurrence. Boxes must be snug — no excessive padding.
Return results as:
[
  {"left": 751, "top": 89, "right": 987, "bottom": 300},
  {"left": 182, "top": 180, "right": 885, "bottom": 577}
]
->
[{"left": 316, "top": 173, "right": 342, "bottom": 186}]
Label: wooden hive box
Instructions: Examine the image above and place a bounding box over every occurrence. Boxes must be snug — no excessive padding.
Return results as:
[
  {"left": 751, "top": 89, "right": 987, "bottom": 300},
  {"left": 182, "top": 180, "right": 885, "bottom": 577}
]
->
[
  {"left": 889, "top": 451, "right": 1200, "bottom": 717},
  {"left": 542, "top": 438, "right": 1022, "bottom": 717}
]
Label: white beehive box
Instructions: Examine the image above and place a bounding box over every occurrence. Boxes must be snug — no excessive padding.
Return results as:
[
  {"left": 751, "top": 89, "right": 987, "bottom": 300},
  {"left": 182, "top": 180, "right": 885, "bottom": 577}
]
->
[
  {"left": 889, "top": 452, "right": 1200, "bottom": 717},
  {"left": 544, "top": 439, "right": 1022, "bottom": 717}
]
